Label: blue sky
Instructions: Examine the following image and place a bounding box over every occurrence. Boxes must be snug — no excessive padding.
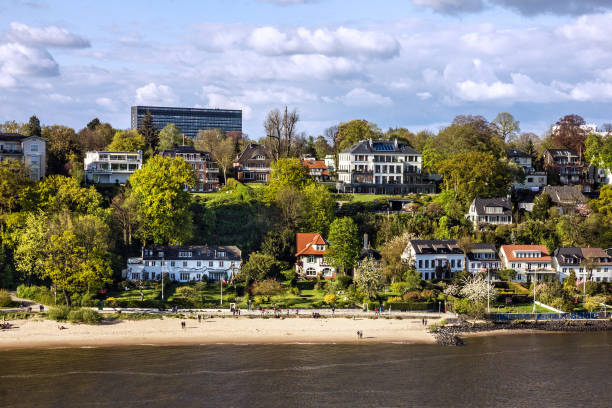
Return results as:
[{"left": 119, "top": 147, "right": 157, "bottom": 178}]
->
[{"left": 2, "top": 0, "right": 612, "bottom": 138}]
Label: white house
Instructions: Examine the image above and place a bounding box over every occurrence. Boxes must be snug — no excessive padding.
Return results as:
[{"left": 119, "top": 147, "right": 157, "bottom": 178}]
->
[
  {"left": 467, "top": 243, "right": 501, "bottom": 274},
  {"left": 85, "top": 150, "right": 143, "bottom": 184},
  {"left": 552, "top": 247, "right": 612, "bottom": 283},
  {"left": 125, "top": 245, "right": 242, "bottom": 283},
  {"left": 499, "top": 245, "right": 555, "bottom": 283},
  {"left": 0, "top": 133, "right": 46, "bottom": 180},
  {"left": 324, "top": 154, "right": 335, "bottom": 172},
  {"left": 402, "top": 240, "right": 464, "bottom": 280},
  {"left": 466, "top": 197, "right": 513, "bottom": 230},
  {"left": 336, "top": 139, "right": 435, "bottom": 195},
  {"left": 295, "top": 233, "right": 336, "bottom": 279}
]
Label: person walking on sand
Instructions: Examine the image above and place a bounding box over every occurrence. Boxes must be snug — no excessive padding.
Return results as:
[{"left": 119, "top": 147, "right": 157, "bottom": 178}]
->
[
  {"left": 198, "top": 314, "right": 202, "bottom": 323},
  {"left": 181, "top": 321, "right": 186, "bottom": 329}
]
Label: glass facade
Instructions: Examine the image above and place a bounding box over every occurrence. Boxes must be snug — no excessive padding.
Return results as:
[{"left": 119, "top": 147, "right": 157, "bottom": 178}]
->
[{"left": 131, "top": 106, "right": 242, "bottom": 139}]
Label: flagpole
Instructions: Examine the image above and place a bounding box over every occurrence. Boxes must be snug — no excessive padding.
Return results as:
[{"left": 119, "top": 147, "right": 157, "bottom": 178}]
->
[{"left": 220, "top": 279, "right": 223, "bottom": 305}]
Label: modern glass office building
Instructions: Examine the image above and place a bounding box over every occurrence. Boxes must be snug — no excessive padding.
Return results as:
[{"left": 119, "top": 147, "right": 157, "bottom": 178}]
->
[{"left": 131, "top": 106, "right": 242, "bottom": 139}]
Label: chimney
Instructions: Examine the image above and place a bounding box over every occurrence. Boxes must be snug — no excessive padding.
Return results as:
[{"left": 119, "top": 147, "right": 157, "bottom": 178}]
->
[
  {"left": 394, "top": 138, "right": 398, "bottom": 148},
  {"left": 369, "top": 138, "right": 373, "bottom": 148},
  {"left": 363, "top": 233, "right": 369, "bottom": 250}
]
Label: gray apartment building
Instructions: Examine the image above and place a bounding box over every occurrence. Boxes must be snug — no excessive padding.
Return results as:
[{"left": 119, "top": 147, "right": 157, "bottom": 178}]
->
[{"left": 131, "top": 106, "right": 242, "bottom": 139}]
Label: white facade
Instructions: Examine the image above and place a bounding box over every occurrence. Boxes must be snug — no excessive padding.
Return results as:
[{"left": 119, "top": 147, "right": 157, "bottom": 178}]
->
[
  {"left": 514, "top": 172, "right": 547, "bottom": 191},
  {"left": 465, "top": 198, "right": 513, "bottom": 229},
  {"left": 0, "top": 135, "right": 46, "bottom": 180},
  {"left": 402, "top": 241, "right": 464, "bottom": 280},
  {"left": 324, "top": 155, "right": 335, "bottom": 172},
  {"left": 85, "top": 151, "right": 142, "bottom": 184},
  {"left": 296, "top": 254, "right": 335, "bottom": 278},
  {"left": 500, "top": 246, "right": 555, "bottom": 283},
  {"left": 337, "top": 149, "right": 422, "bottom": 185},
  {"left": 125, "top": 247, "right": 241, "bottom": 283}
]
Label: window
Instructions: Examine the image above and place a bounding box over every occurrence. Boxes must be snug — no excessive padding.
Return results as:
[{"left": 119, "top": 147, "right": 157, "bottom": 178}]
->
[
  {"left": 418, "top": 260, "right": 422, "bottom": 269},
  {"left": 180, "top": 272, "right": 189, "bottom": 281},
  {"left": 30, "top": 144, "right": 38, "bottom": 152},
  {"left": 143, "top": 272, "right": 149, "bottom": 280},
  {"left": 131, "top": 273, "right": 140, "bottom": 280},
  {"left": 158, "top": 251, "right": 164, "bottom": 257},
  {"left": 219, "top": 261, "right": 224, "bottom": 267},
  {"left": 424, "top": 260, "right": 429, "bottom": 268},
  {"left": 306, "top": 267, "right": 316, "bottom": 276},
  {"left": 151, "top": 261, "right": 156, "bottom": 267},
  {"left": 197, "top": 261, "right": 201, "bottom": 267},
  {"left": 322, "top": 268, "right": 332, "bottom": 277},
  {"left": 209, "top": 261, "right": 214, "bottom": 267},
  {"left": 183, "top": 261, "right": 187, "bottom": 267},
  {"left": 171, "top": 261, "right": 175, "bottom": 267},
  {"left": 307, "top": 256, "right": 315, "bottom": 263},
  {"left": 170, "top": 274, "right": 175, "bottom": 280},
  {"left": 179, "top": 251, "right": 192, "bottom": 257}
]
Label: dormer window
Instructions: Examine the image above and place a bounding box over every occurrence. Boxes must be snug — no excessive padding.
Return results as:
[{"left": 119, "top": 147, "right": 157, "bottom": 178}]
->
[
  {"left": 254, "top": 155, "right": 265, "bottom": 160},
  {"left": 158, "top": 251, "right": 164, "bottom": 257},
  {"left": 178, "top": 251, "right": 192, "bottom": 258},
  {"left": 485, "top": 206, "right": 502, "bottom": 214}
]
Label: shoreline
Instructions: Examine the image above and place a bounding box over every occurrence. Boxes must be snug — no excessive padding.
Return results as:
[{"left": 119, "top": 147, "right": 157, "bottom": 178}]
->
[{"left": 0, "top": 316, "right": 439, "bottom": 350}]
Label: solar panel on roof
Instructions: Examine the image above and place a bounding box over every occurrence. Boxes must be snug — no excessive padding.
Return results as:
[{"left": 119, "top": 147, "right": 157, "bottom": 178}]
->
[{"left": 374, "top": 144, "right": 394, "bottom": 151}]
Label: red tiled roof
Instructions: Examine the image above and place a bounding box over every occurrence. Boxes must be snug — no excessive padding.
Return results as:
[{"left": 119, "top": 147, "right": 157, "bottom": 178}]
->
[
  {"left": 501, "top": 245, "right": 551, "bottom": 262},
  {"left": 296, "top": 233, "right": 328, "bottom": 256},
  {"left": 302, "top": 160, "right": 328, "bottom": 170}
]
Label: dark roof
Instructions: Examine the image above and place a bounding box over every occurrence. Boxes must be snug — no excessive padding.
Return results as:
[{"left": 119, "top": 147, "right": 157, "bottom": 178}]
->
[
  {"left": 545, "top": 148, "right": 579, "bottom": 157},
  {"left": 542, "top": 186, "right": 587, "bottom": 205},
  {"left": 409, "top": 240, "right": 461, "bottom": 255},
  {"left": 143, "top": 245, "right": 241, "bottom": 261},
  {"left": 507, "top": 148, "right": 530, "bottom": 158},
  {"left": 234, "top": 143, "right": 272, "bottom": 162},
  {"left": 0, "top": 133, "right": 26, "bottom": 142},
  {"left": 467, "top": 243, "right": 500, "bottom": 261},
  {"left": 342, "top": 139, "right": 420, "bottom": 155},
  {"left": 553, "top": 247, "right": 612, "bottom": 266},
  {"left": 360, "top": 247, "right": 382, "bottom": 261},
  {"left": 470, "top": 197, "right": 512, "bottom": 216},
  {"left": 158, "top": 146, "right": 212, "bottom": 159}
]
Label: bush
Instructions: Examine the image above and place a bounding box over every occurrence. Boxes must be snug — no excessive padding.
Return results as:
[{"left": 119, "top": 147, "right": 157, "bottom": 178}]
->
[
  {"left": 16, "top": 285, "right": 56, "bottom": 305},
  {"left": 420, "top": 289, "right": 435, "bottom": 300},
  {"left": 0, "top": 289, "right": 12, "bottom": 307},
  {"left": 290, "top": 287, "right": 300, "bottom": 296},
  {"left": 251, "top": 279, "right": 284, "bottom": 296},
  {"left": 385, "top": 302, "right": 435, "bottom": 311},
  {"left": 281, "top": 269, "right": 297, "bottom": 282},
  {"left": 67, "top": 308, "right": 102, "bottom": 324},
  {"left": 47, "top": 305, "right": 71, "bottom": 321},
  {"left": 403, "top": 291, "right": 421, "bottom": 302},
  {"left": 314, "top": 281, "right": 326, "bottom": 290},
  {"left": 324, "top": 294, "right": 337, "bottom": 305},
  {"left": 336, "top": 275, "right": 353, "bottom": 290}
]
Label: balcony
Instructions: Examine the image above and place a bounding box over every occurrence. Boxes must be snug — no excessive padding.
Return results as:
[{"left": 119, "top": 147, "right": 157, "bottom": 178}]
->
[{"left": 0, "top": 148, "right": 23, "bottom": 154}]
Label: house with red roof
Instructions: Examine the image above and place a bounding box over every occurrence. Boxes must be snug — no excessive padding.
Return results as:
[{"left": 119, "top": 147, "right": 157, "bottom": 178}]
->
[
  {"left": 295, "top": 233, "right": 336, "bottom": 279},
  {"left": 499, "top": 245, "right": 556, "bottom": 283},
  {"left": 301, "top": 158, "right": 330, "bottom": 182}
]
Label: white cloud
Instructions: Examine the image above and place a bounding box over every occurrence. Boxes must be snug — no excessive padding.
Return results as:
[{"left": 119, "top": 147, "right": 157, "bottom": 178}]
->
[
  {"left": 557, "top": 13, "right": 612, "bottom": 42},
  {"left": 417, "top": 92, "right": 432, "bottom": 100},
  {"left": 5, "top": 22, "right": 90, "bottom": 48},
  {"left": 46, "top": 93, "right": 74, "bottom": 103},
  {"left": 454, "top": 73, "right": 567, "bottom": 102},
  {"left": 0, "top": 42, "right": 58, "bottom": 87},
  {"left": 247, "top": 26, "right": 399, "bottom": 59},
  {"left": 135, "top": 82, "right": 176, "bottom": 105},
  {"left": 96, "top": 97, "right": 115, "bottom": 110},
  {"left": 339, "top": 88, "right": 392, "bottom": 106}
]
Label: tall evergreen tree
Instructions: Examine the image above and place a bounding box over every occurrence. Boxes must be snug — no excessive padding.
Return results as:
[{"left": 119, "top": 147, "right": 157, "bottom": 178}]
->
[
  {"left": 23, "top": 115, "right": 41, "bottom": 137},
  {"left": 138, "top": 110, "right": 158, "bottom": 149}
]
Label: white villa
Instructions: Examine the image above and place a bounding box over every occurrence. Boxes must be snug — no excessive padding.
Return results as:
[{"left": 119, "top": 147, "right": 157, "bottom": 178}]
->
[
  {"left": 125, "top": 245, "right": 242, "bottom": 282},
  {"left": 84, "top": 150, "right": 143, "bottom": 184},
  {"left": 499, "top": 245, "right": 555, "bottom": 283},
  {"left": 295, "top": 233, "right": 336, "bottom": 279},
  {"left": 402, "top": 240, "right": 464, "bottom": 280},
  {"left": 466, "top": 197, "right": 513, "bottom": 230},
  {"left": 0, "top": 133, "right": 46, "bottom": 180}
]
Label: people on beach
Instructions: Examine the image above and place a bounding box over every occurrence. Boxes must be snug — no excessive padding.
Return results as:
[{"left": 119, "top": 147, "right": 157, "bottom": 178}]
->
[
  {"left": 356, "top": 330, "right": 363, "bottom": 339},
  {"left": 39, "top": 305, "right": 44, "bottom": 312},
  {"left": 181, "top": 321, "right": 186, "bottom": 329},
  {"left": 198, "top": 314, "right": 202, "bottom": 323},
  {"left": 58, "top": 325, "right": 67, "bottom": 330}
]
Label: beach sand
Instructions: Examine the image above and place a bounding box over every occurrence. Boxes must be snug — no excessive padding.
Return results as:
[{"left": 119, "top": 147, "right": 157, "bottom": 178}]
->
[{"left": 0, "top": 315, "right": 439, "bottom": 349}]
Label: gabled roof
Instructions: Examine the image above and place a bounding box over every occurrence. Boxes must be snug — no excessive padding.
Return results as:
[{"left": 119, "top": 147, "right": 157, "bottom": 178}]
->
[
  {"left": 553, "top": 247, "right": 612, "bottom": 266},
  {"left": 500, "top": 245, "right": 551, "bottom": 262},
  {"left": 341, "top": 139, "right": 420, "bottom": 155},
  {"left": 302, "top": 159, "right": 328, "bottom": 169},
  {"left": 507, "top": 148, "right": 530, "bottom": 158},
  {"left": 296, "top": 233, "right": 328, "bottom": 256},
  {"left": 467, "top": 243, "right": 500, "bottom": 261},
  {"left": 470, "top": 197, "right": 512, "bottom": 216},
  {"left": 234, "top": 143, "right": 271, "bottom": 162},
  {"left": 143, "top": 245, "right": 241, "bottom": 261},
  {"left": 542, "top": 186, "right": 587, "bottom": 205}
]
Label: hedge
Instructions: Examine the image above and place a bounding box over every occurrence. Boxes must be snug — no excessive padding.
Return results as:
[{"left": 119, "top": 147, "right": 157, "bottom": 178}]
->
[{"left": 384, "top": 301, "right": 436, "bottom": 311}]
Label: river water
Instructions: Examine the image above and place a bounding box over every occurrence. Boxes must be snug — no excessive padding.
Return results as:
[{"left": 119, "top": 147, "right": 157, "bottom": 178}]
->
[{"left": 0, "top": 332, "right": 610, "bottom": 408}]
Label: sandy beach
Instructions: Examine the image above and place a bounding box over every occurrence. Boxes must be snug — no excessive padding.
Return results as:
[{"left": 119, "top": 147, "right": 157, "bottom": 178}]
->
[{"left": 0, "top": 315, "right": 440, "bottom": 349}]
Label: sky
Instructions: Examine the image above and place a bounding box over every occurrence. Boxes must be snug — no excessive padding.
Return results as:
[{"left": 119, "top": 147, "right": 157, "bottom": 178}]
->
[{"left": 2, "top": 0, "right": 612, "bottom": 138}]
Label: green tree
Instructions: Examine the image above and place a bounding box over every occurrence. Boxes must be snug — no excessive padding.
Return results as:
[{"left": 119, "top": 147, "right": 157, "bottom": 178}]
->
[
  {"left": 265, "top": 158, "right": 311, "bottom": 202},
  {"left": 590, "top": 185, "right": 612, "bottom": 218},
  {"left": 435, "top": 115, "right": 504, "bottom": 158},
  {"left": 585, "top": 132, "right": 612, "bottom": 170},
  {"left": 40, "top": 230, "right": 112, "bottom": 306},
  {"left": 157, "top": 124, "right": 191, "bottom": 150},
  {"left": 336, "top": 120, "right": 381, "bottom": 152},
  {"left": 313, "top": 135, "right": 332, "bottom": 159},
  {"left": 381, "top": 232, "right": 412, "bottom": 283},
  {"left": 354, "top": 257, "right": 383, "bottom": 299},
  {"left": 22, "top": 175, "right": 102, "bottom": 215},
  {"left": 138, "top": 110, "right": 159, "bottom": 149},
  {"left": 107, "top": 129, "right": 146, "bottom": 152},
  {"left": 41, "top": 125, "right": 80, "bottom": 175},
  {"left": 326, "top": 217, "right": 360, "bottom": 274},
  {"left": 303, "top": 183, "right": 335, "bottom": 235},
  {"left": 239, "top": 252, "right": 281, "bottom": 282},
  {"left": 23, "top": 115, "right": 41, "bottom": 137},
  {"left": 129, "top": 156, "right": 197, "bottom": 245},
  {"left": 532, "top": 193, "right": 553, "bottom": 220},
  {"left": 14, "top": 213, "right": 48, "bottom": 284},
  {"left": 437, "top": 152, "right": 513, "bottom": 203},
  {"left": 0, "top": 160, "right": 34, "bottom": 216},
  {"left": 491, "top": 112, "right": 520, "bottom": 143}
]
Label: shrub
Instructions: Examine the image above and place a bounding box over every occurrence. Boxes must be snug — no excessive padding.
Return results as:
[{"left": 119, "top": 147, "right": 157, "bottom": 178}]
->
[
  {"left": 324, "top": 294, "right": 337, "bottom": 305},
  {"left": 314, "top": 280, "right": 326, "bottom": 290},
  {"left": 385, "top": 301, "right": 435, "bottom": 311},
  {"left": 254, "top": 296, "right": 264, "bottom": 305},
  {"left": 281, "top": 269, "right": 297, "bottom": 282},
  {"left": 290, "top": 287, "right": 300, "bottom": 296},
  {"left": 0, "top": 289, "right": 12, "bottom": 307},
  {"left": 336, "top": 274, "right": 353, "bottom": 290},
  {"left": 390, "top": 282, "right": 410, "bottom": 295},
  {"left": 296, "top": 280, "right": 316, "bottom": 290},
  {"left": 47, "top": 305, "right": 71, "bottom": 321},
  {"left": 403, "top": 291, "right": 421, "bottom": 302},
  {"left": 420, "top": 289, "right": 435, "bottom": 300},
  {"left": 251, "top": 279, "right": 284, "bottom": 296},
  {"left": 194, "top": 281, "right": 208, "bottom": 291}
]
